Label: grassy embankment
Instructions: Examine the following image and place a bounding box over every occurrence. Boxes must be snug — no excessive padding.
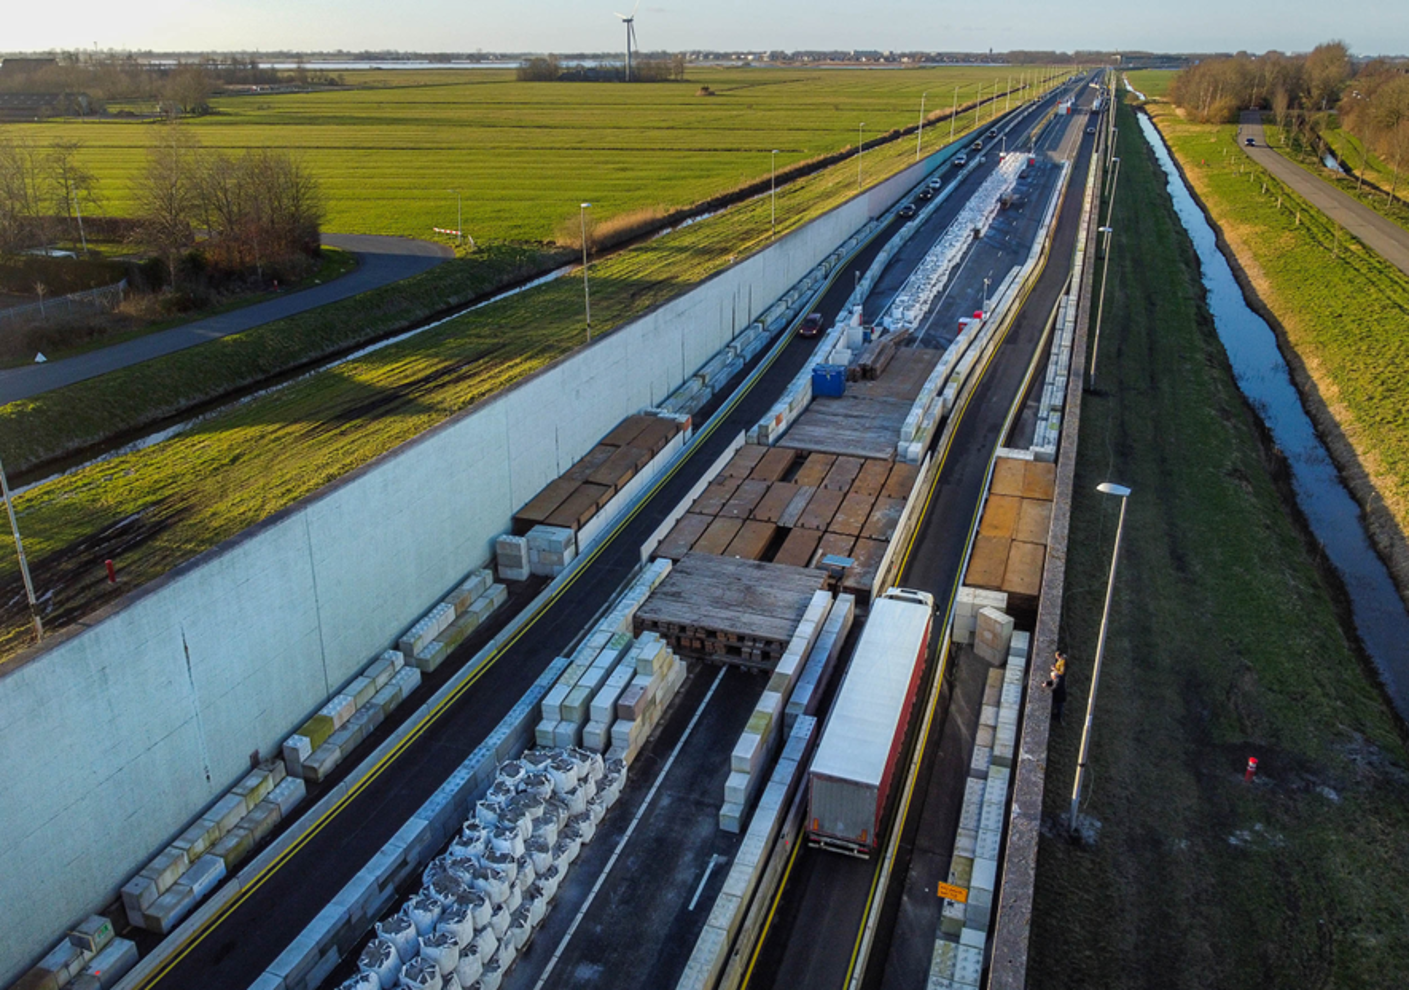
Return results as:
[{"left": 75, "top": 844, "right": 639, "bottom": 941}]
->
[
  {"left": 0, "top": 74, "right": 1062, "bottom": 664},
  {"left": 24, "top": 66, "right": 1045, "bottom": 243},
  {"left": 1029, "top": 99, "right": 1409, "bottom": 989},
  {"left": 1142, "top": 103, "right": 1409, "bottom": 571},
  {"left": 1261, "top": 122, "right": 1409, "bottom": 234}
]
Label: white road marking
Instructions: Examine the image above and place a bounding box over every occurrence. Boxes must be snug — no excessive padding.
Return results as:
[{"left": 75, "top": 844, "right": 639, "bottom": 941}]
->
[
  {"left": 689, "top": 854, "right": 724, "bottom": 912},
  {"left": 531, "top": 667, "right": 726, "bottom": 990}
]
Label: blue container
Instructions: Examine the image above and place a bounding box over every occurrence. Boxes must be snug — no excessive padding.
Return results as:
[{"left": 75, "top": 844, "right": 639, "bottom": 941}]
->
[{"left": 812, "top": 364, "right": 847, "bottom": 398}]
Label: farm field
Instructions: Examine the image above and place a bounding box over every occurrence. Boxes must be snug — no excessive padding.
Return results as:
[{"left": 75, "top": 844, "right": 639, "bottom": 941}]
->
[
  {"left": 1030, "top": 99, "right": 1409, "bottom": 990},
  {"left": 0, "top": 70, "right": 1070, "bottom": 663},
  {"left": 1144, "top": 103, "right": 1409, "bottom": 590},
  {"left": 1121, "top": 68, "right": 1175, "bottom": 100},
  {"left": 21, "top": 65, "right": 1051, "bottom": 243}
]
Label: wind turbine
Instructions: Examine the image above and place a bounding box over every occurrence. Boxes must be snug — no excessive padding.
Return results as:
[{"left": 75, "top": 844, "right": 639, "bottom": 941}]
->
[{"left": 615, "top": 0, "right": 640, "bottom": 82}]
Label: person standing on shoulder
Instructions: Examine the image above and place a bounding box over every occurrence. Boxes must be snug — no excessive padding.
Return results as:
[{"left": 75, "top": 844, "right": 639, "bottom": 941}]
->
[{"left": 1045, "top": 650, "right": 1068, "bottom": 724}]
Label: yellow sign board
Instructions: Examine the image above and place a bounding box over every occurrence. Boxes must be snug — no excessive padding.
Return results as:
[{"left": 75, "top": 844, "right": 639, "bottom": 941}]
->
[{"left": 937, "top": 882, "right": 969, "bottom": 903}]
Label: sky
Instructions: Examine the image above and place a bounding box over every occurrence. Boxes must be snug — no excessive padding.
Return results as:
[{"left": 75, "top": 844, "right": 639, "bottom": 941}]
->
[{"left": 4, "top": 0, "right": 1407, "bottom": 58}]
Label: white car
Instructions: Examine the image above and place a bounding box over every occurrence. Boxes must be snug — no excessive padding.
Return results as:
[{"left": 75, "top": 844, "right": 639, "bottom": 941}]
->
[{"left": 954, "top": 154, "right": 969, "bottom": 167}]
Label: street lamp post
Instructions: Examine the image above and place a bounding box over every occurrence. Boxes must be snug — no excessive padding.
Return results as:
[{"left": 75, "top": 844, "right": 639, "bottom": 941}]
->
[
  {"left": 857, "top": 122, "right": 865, "bottom": 189},
  {"left": 1088, "top": 226, "right": 1114, "bottom": 389},
  {"left": 1070, "top": 481, "right": 1132, "bottom": 834},
  {"left": 950, "top": 84, "right": 960, "bottom": 144},
  {"left": 579, "top": 202, "right": 592, "bottom": 341},
  {"left": 770, "top": 149, "right": 780, "bottom": 238},
  {"left": 1006, "top": 74, "right": 1012, "bottom": 112},
  {"left": 0, "top": 453, "right": 42, "bottom": 642},
  {"left": 916, "top": 92, "right": 927, "bottom": 161},
  {"left": 982, "top": 276, "right": 991, "bottom": 315},
  {"left": 1104, "top": 156, "right": 1122, "bottom": 226},
  {"left": 449, "top": 189, "right": 462, "bottom": 246}
]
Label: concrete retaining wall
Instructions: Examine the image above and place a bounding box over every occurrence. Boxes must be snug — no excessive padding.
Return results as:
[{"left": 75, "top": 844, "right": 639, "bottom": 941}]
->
[{"left": 0, "top": 146, "right": 947, "bottom": 987}]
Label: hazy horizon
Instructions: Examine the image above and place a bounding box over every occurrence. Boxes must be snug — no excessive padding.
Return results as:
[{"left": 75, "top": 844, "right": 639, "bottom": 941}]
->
[{"left": 5, "top": 1, "right": 1406, "bottom": 60}]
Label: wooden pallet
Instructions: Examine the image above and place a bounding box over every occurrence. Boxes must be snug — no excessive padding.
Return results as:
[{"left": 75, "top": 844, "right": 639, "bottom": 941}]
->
[{"left": 634, "top": 553, "right": 825, "bottom": 670}]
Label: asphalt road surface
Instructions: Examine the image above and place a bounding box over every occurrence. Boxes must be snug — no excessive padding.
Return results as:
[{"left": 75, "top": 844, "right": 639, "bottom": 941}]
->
[
  {"left": 0, "top": 234, "right": 451, "bottom": 405},
  {"left": 1239, "top": 111, "right": 1409, "bottom": 277}
]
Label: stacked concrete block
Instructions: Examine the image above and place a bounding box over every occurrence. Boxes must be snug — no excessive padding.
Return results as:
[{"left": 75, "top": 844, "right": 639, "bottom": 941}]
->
[
  {"left": 609, "top": 647, "right": 687, "bottom": 766},
  {"left": 785, "top": 593, "right": 856, "bottom": 731},
  {"left": 582, "top": 634, "right": 665, "bottom": 752},
  {"left": 121, "top": 754, "right": 302, "bottom": 934},
  {"left": 992, "top": 632, "right": 1028, "bottom": 768},
  {"left": 495, "top": 534, "right": 531, "bottom": 582},
  {"left": 399, "top": 602, "right": 456, "bottom": 660},
  {"left": 295, "top": 664, "right": 421, "bottom": 783},
  {"left": 418, "top": 581, "right": 508, "bottom": 672},
  {"left": 722, "top": 591, "right": 833, "bottom": 831},
  {"left": 973, "top": 606, "right": 1015, "bottom": 665},
  {"left": 952, "top": 587, "right": 1008, "bottom": 644},
  {"left": 555, "top": 632, "right": 633, "bottom": 748},
  {"left": 526, "top": 525, "right": 578, "bottom": 578},
  {"left": 16, "top": 917, "right": 123, "bottom": 990}
]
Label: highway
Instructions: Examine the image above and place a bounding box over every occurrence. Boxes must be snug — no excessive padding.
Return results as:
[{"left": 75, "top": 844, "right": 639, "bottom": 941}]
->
[
  {"left": 745, "top": 79, "right": 1098, "bottom": 990},
  {"left": 130, "top": 82, "right": 1087, "bottom": 990}
]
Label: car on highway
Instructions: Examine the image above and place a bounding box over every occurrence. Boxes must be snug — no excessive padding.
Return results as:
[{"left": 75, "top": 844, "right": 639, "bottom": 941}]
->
[
  {"left": 1086, "top": 126, "right": 1096, "bottom": 134},
  {"left": 898, "top": 203, "right": 917, "bottom": 219},
  {"left": 799, "top": 312, "right": 825, "bottom": 338},
  {"left": 971, "top": 139, "right": 984, "bottom": 151},
  {"left": 954, "top": 153, "right": 969, "bottom": 167},
  {"left": 987, "top": 128, "right": 998, "bottom": 138},
  {"left": 927, "top": 177, "right": 943, "bottom": 190},
  {"left": 917, "top": 188, "right": 934, "bottom": 201}
]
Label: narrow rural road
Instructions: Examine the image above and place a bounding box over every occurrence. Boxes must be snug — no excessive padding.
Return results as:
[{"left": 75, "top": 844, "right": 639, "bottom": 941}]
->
[
  {"left": 0, "top": 234, "right": 452, "bottom": 405},
  {"left": 1240, "top": 111, "right": 1409, "bottom": 277}
]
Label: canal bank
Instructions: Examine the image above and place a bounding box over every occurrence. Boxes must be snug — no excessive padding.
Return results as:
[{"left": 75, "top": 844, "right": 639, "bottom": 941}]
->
[
  {"left": 1138, "top": 108, "right": 1409, "bottom": 723},
  {"left": 1029, "top": 97, "right": 1409, "bottom": 990}
]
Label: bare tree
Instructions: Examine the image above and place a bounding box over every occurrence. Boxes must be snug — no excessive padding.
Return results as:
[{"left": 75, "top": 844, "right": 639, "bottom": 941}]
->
[
  {"left": 133, "top": 124, "right": 200, "bottom": 285},
  {"left": 46, "top": 140, "right": 99, "bottom": 249},
  {"left": 0, "top": 135, "right": 47, "bottom": 252}
]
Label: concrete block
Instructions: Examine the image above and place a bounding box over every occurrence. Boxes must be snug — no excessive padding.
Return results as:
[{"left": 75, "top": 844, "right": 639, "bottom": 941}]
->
[
  {"left": 410, "top": 641, "right": 449, "bottom": 672},
  {"left": 231, "top": 767, "right": 275, "bottom": 807},
  {"left": 183, "top": 853, "right": 228, "bottom": 898},
  {"left": 142, "top": 884, "right": 197, "bottom": 934},
  {"left": 207, "top": 825, "right": 256, "bottom": 871},
  {"left": 718, "top": 802, "right": 745, "bottom": 834},
  {"left": 974, "top": 607, "right": 1015, "bottom": 665},
  {"left": 140, "top": 846, "right": 189, "bottom": 896},
  {"left": 953, "top": 827, "right": 977, "bottom": 859},
  {"left": 975, "top": 827, "right": 1002, "bottom": 860},
  {"left": 209, "top": 791, "right": 250, "bottom": 835},
  {"left": 282, "top": 734, "right": 313, "bottom": 777},
  {"left": 940, "top": 897, "right": 968, "bottom": 936},
  {"left": 346, "top": 675, "right": 378, "bottom": 710},
  {"left": 248, "top": 799, "right": 285, "bottom": 843},
  {"left": 979, "top": 705, "right": 998, "bottom": 729},
  {"left": 121, "top": 874, "right": 160, "bottom": 926},
  {"left": 724, "top": 770, "right": 752, "bottom": 806},
  {"left": 172, "top": 817, "right": 222, "bottom": 861},
  {"left": 970, "top": 745, "right": 992, "bottom": 779},
  {"left": 536, "top": 718, "right": 560, "bottom": 748},
  {"left": 267, "top": 776, "right": 307, "bottom": 817},
  {"left": 954, "top": 943, "right": 984, "bottom": 987},
  {"left": 35, "top": 940, "right": 82, "bottom": 984},
  {"left": 82, "top": 937, "right": 138, "bottom": 989},
  {"left": 970, "top": 857, "right": 997, "bottom": 893}
]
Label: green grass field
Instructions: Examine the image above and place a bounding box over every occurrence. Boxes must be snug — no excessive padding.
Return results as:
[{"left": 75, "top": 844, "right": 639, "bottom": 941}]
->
[
  {"left": 1145, "top": 104, "right": 1409, "bottom": 554},
  {"left": 1260, "top": 122, "right": 1409, "bottom": 235},
  {"left": 1030, "top": 99, "right": 1409, "bottom": 989},
  {"left": 0, "top": 71, "right": 1065, "bottom": 662},
  {"left": 22, "top": 66, "right": 1046, "bottom": 244},
  {"left": 1122, "top": 68, "right": 1175, "bottom": 100}
]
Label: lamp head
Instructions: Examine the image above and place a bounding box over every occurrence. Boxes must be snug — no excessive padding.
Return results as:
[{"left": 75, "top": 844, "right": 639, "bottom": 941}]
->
[{"left": 1097, "top": 482, "right": 1131, "bottom": 498}]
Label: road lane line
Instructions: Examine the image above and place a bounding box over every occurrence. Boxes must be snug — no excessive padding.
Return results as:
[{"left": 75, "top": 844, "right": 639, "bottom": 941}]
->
[{"left": 531, "top": 667, "right": 725, "bottom": 990}]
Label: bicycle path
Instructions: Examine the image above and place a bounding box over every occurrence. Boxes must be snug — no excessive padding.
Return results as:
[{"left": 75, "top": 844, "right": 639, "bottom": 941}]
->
[
  {"left": 0, "top": 234, "right": 452, "bottom": 405},
  {"left": 1240, "top": 111, "right": 1409, "bottom": 278}
]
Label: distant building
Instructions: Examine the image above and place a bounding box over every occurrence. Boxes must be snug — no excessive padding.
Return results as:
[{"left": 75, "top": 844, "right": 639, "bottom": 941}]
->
[{"left": 0, "top": 57, "right": 57, "bottom": 78}]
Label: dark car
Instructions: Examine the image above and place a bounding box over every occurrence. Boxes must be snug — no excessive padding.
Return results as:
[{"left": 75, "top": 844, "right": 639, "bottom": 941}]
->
[
  {"left": 987, "top": 128, "right": 998, "bottom": 138},
  {"left": 898, "top": 203, "right": 917, "bottom": 219},
  {"left": 1086, "top": 126, "right": 1096, "bottom": 134},
  {"left": 1246, "top": 136, "right": 1256, "bottom": 146},
  {"left": 917, "top": 188, "right": 934, "bottom": 201},
  {"left": 799, "top": 312, "right": 825, "bottom": 338}
]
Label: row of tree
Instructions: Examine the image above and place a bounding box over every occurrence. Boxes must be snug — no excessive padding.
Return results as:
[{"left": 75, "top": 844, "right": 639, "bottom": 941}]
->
[
  {"left": 0, "top": 126, "right": 323, "bottom": 289},
  {"left": 137, "top": 128, "right": 325, "bottom": 284},
  {"left": 515, "top": 54, "right": 688, "bottom": 83},
  {"left": 0, "top": 138, "right": 98, "bottom": 253},
  {"left": 1168, "top": 43, "right": 1408, "bottom": 197}
]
